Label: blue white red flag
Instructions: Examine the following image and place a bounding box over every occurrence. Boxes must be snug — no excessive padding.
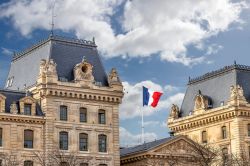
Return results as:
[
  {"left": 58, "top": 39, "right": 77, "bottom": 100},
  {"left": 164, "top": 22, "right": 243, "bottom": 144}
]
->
[{"left": 143, "top": 86, "right": 163, "bottom": 108}]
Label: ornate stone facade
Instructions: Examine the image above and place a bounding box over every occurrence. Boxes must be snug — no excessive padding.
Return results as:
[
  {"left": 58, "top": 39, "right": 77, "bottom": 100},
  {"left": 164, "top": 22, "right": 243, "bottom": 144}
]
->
[
  {"left": 168, "top": 65, "right": 250, "bottom": 159},
  {"left": 120, "top": 135, "right": 209, "bottom": 166},
  {"left": 0, "top": 36, "right": 124, "bottom": 166}
]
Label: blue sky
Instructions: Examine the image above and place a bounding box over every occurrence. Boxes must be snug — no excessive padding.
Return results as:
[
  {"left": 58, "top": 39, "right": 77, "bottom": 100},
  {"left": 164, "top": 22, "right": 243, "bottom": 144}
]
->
[{"left": 0, "top": 0, "right": 250, "bottom": 146}]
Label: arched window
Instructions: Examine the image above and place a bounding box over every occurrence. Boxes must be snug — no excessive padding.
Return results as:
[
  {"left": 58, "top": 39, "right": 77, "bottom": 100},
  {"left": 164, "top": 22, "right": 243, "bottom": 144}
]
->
[
  {"left": 24, "top": 130, "right": 33, "bottom": 148},
  {"left": 98, "top": 134, "right": 107, "bottom": 152},
  {"left": 98, "top": 110, "right": 106, "bottom": 124},
  {"left": 202, "top": 131, "right": 207, "bottom": 143},
  {"left": 0, "top": 128, "right": 2, "bottom": 147},
  {"left": 24, "top": 160, "right": 33, "bottom": 166},
  {"left": 60, "top": 106, "right": 68, "bottom": 121},
  {"left": 80, "top": 108, "right": 87, "bottom": 123},
  {"left": 59, "top": 131, "right": 68, "bottom": 150},
  {"left": 247, "top": 124, "right": 250, "bottom": 137},
  {"left": 24, "top": 104, "right": 32, "bottom": 115},
  {"left": 222, "top": 126, "right": 227, "bottom": 139},
  {"left": 79, "top": 133, "right": 88, "bottom": 151}
]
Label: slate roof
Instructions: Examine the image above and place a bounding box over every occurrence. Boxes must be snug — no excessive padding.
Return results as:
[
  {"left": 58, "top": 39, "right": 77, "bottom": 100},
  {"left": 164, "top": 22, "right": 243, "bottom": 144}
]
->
[
  {"left": 0, "top": 89, "right": 43, "bottom": 116},
  {"left": 6, "top": 35, "right": 108, "bottom": 90},
  {"left": 120, "top": 136, "right": 175, "bottom": 157},
  {"left": 180, "top": 64, "right": 250, "bottom": 117}
]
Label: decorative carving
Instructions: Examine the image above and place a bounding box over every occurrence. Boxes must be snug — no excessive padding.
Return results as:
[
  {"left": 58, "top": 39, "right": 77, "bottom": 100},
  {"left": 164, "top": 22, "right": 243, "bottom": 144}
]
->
[
  {"left": 170, "top": 104, "right": 179, "bottom": 119},
  {"left": 194, "top": 94, "right": 208, "bottom": 110},
  {"left": 228, "top": 85, "right": 247, "bottom": 105},
  {"left": 74, "top": 59, "right": 94, "bottom": 82},
  {"left": 39, "top": 59, "right": 57, "bottom": 76},
  {"left": 108, "top": 68, "right": 121, "bottom": 84},
  {"left": 10, "top": 102, "right": 18, "bottom": 114}
]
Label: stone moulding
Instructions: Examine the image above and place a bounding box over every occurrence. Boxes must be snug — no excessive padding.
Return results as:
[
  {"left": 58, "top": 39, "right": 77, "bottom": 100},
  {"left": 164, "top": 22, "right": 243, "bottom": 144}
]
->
[{"left": 0, "top": 114, "right": 45, "bottom": 124}]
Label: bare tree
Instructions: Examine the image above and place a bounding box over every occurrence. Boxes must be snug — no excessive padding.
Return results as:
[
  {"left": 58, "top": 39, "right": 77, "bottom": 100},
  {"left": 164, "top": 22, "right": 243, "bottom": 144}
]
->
[{"left": 0, "top": 152, "right": 22, "bottom": 166}]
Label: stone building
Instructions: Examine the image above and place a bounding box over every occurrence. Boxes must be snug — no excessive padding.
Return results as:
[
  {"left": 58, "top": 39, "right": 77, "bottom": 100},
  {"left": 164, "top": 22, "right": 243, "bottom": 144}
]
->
[
  {"left": 120, "top": 135, "right": 210, "bottom": 166},
  {"left": 0, "top": 35, "right": 123, "bottom": 166},
  {"left": 168, "top": 64, "right": 250, "bottom": 157}
]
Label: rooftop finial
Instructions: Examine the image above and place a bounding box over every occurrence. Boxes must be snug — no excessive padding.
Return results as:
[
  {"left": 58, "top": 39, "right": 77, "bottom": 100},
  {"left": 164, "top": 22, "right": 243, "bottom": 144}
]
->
[
  {"left": 82, "top": 56, "right": 86, "bottom": 62},
  {"left": 50, "top": 0, "right": 56, "bottom": 37},
  {"left": 92, "top": 37, "right": 95, "bottom": 44},
  {"left": 234, "top": 60, "right": 237, "bottom": 66}
]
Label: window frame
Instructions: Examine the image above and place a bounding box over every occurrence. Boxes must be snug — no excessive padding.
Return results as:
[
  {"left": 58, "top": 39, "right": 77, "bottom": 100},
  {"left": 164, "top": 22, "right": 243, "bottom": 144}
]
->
[
  {"left": 24, "top": 103, "right": 32, "bottom": 115},
  {"left": 201, "top": 131, "right": 207, "bottom": 143},
  {"left": 24, "top": 160, "right": 33, "bottom": 166},
  {"left": 80, "top": 107, "right": 87, "bottom": 123},
  {"left": 59, "top": 131, "right": 68, "bottom": 150},
  {"left": 60, "top": 106, "right": 68, "bottom": 121},
  {"left": 0, "top": 128, "right": 2, "bottom": 147},
  {"left": 98, "top": 134, "right": 107, "bottom": 153},
  {"left": 24, "top": 129, "right": 33, "bottom": 149},
  {"left": 98, "top": 110, "right": 106, "bottom": 125},
  {"left": 79, "top": 133, "right": 88, "bottom": 151},
  {"left": 222, "top": 126, "right": 227, "bottom": 139}
]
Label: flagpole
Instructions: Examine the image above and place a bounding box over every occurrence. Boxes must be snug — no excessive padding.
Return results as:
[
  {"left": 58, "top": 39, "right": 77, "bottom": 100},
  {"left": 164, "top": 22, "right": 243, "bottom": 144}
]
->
[{"left": 141, "top": 106, "right": 144, "bottom": 144}]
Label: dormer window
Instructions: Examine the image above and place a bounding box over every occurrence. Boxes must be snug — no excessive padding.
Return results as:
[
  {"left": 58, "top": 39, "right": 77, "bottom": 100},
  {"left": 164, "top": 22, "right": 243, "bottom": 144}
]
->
[
  {"left": 5, "top": 77, "right": 14, "bottom": 88},
  {"left": 24, "top": 104, "right": 32, "bottom": 115},
  {"left": 220, "top": 101, "right": 224, "bottom": 106}
]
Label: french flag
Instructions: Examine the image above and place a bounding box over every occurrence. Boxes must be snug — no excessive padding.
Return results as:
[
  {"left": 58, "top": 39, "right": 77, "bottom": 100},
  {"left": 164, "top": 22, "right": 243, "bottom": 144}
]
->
[{"left": 143, "top": 86, "right": 163, "bottom": 108}]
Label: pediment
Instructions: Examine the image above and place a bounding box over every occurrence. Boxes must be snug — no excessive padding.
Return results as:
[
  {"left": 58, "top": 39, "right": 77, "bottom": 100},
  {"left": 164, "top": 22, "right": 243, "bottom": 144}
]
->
[
  {"left": 19, "top": 96, "right": 36, "bottom": 103},
  {"left": 150, "top": 136, "right": 204, "bottom": 155}
]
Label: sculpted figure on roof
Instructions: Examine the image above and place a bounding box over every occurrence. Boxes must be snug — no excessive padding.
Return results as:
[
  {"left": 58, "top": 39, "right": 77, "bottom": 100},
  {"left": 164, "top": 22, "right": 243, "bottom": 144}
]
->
[
  {"left": 108, "top": 68, "right": 121, "bottom": 84},
  {"left": 39, "top": 59, "right": 57, "bottom": 76},
  {"left": 170, "top": 104, "right": 179, "bottom": 119}
]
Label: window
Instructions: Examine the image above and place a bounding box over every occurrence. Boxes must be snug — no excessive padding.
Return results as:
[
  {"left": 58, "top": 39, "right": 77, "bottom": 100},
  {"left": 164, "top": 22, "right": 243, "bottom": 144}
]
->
[
  {"left": 80, "top": 163, "right": 88, "bottom": 166},
  {"left": 0, "top": 128, "right": 2, "bottom": 147},
  {"left": 24, "top": 130, "right": 33, "bottom": 148},
  {"left": 222, "top": 126, "right": 227, "bottom": 139},
  {"left": 59, "top": 131, "right": 68, "bottom": 150},
  {"left": 202, "top": 131, "right": 207, "bottom": 143},
  {"left": 24, "top": 104, "right": 32, "bottom": 115},
  {"left": 98, "top": 134, "right": 107, "bottom": 152},
  {"left": 99, "top": 164, "right": 107, "bottom": 166},
  {"left": 222, "top": 147, "right": 228, "bottom": 161},
  {"left": 249, "top": 146, "right": 250, "bottom": 159},
  {"left": 79, "top": 133, "right": 88, "bottom": 151},
  {"left": 24, "top": 160, "right": 33, "bottom": 166},
  {"left": 60, "top": 162, "right": 69, "bottom": 166},
  {"left": 98, "top": 110, "right": 106, "bottom": 124},
  {"left": 80, "top": 108, "right": 87, "bottom": 123},
  {"left": 60, "top": 106, "right": 68, "bottom": 121},
  {"left": 248, "top": 124, "right": 250, "bottom": 137}
]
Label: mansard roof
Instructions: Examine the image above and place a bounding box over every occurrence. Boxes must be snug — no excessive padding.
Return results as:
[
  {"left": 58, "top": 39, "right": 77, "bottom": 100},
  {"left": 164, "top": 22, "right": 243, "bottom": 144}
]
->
[
  {"left": 180, "top": 64, "right": 250, "bottom": 117},
  {"left": 120, "top": 137, "right": 174, "bottom": 157},
  {"left": 6, "top": 35, "right": 108, "bottom": 90},
  {"left": 0, "top": 89, "right": 43, "bottom": 116}
]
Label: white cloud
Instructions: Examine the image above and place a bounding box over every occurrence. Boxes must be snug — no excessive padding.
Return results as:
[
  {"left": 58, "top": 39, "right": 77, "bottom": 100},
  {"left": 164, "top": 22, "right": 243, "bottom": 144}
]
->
[
  {"left": 120, "top": 127, "right": 157, "bottom": 147},
  {"left": 206, "top": 44, "right": 223, "bottom": 55},
  {"left": 1, "top": 47, "right": 13, "bottom": 56},
  {"left": 0, "top": 0, "right": 247, "bottom": 65},
  {"left": 120, "top": 81, "right": 184, "bottom": 119}
]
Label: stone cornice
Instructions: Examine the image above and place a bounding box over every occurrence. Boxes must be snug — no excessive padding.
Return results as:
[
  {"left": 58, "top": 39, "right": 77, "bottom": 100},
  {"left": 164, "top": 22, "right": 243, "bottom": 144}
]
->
[
  {"left": 35, "top": 85, "right": 123, "bottom": 104},
  {"left": 121, "top": 152, "right": 196, "bottom": 164},
  {"left": 168, "top": 105, "right": 250, "bottom": 132},
  {"left": 0, "top": 113, "right": 45, "bottom": 124}
]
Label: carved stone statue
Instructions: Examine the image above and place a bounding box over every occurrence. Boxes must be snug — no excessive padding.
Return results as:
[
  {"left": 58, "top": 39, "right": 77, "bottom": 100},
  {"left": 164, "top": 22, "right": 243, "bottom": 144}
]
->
[
  {"left": 170, "top": 104, "right": 179, "bottom": 119},
  {"left": 46, "top": 59, "right": 57, "bottom": 75},
  {"left": 39, "top": 59, "right": 47, "bottom": 76},
  {"left": 108, "top": 68, "right": 121, "bottom": 84},
  {"left": 194, "top": 94, "right": 208, "bottom": 111},
  {"left": 230, "top": 85, "right": 244, "bottom": 98},
  {"left": 74, "top": 59, "right": 94, "bottom": 82},
  {"left": 39, "top": 59, "right": 57, "bottom": 76},
  {"left": 10, "top": 102, "right": 18, "bottom": 114}
]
